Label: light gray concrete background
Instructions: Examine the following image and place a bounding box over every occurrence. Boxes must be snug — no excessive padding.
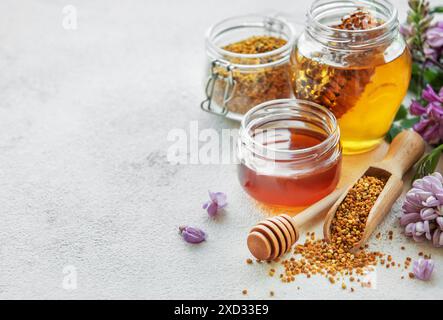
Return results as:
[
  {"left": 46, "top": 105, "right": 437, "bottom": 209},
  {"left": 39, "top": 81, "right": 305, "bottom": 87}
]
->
[{"left": 0, "top": 0, "right": 441, "bottom": 299}]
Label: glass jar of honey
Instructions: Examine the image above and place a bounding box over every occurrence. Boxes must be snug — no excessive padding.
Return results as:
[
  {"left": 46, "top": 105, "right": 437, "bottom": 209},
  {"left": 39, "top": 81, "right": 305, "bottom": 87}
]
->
[
  {"left": 290, "top": 0, "right": 412, "bottom": 154},
  {"left": 201, "top": 15, "right": 296, "bottom": 121},
  {"left": 237, "top": 99, "right": 342, "bottom": 207}
]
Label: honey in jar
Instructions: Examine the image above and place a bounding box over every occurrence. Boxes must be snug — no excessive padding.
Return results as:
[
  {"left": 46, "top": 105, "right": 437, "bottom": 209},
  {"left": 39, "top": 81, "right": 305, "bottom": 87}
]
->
[
  {"left": 290, "top": 0, "right": 411, "bottom": 154},
  {"left": 237, "top": 99, "right": 342, "bottom": 208}
]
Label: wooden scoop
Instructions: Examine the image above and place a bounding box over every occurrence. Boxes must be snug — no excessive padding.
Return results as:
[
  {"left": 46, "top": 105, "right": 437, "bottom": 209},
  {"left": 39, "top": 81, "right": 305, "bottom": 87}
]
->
[
  {"left": 323, "top": 130, "right": 425, "bottom": 250},
  {"left": 247, "top": 188, "right": 344, "bottom": 261}
]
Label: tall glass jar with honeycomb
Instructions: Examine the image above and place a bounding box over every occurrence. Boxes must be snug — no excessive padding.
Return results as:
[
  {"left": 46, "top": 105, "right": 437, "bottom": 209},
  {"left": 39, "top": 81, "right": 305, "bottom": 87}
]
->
[{"left": 290, "top": 0, "right": 412, "bottom": 154}]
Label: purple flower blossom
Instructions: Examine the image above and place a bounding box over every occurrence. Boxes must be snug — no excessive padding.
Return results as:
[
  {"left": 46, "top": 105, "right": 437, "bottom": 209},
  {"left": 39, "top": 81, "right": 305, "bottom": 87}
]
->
[
  {"left": 400, "top": 24, "right": 414, "bottom": 38},
  {"left": 410, "top": 100, "right": 427, "bottom": 115},
  {"left": 423, "top": 85, "right": 443, "bottom": 104},
  {"left": 202, "top": 191, "right": 227, "bottom": 217},
  {"left": 411, "top": 85, "right": 443, "bottom": 145},
  {"left": 426, "top": 22, "right": 443, "bottom": 48},
  {"left": 179, "top": 226, "right": 206, "bottom": 243},
  {"left": 424, "top": 47, "right": 440, "bottom": 62},
  {"left": 413, "top": 258, "right": 435, "bottom": 281},
  {"left": 433, "top": 229, "right": 443, "bottom": 247},
  {"left": 401, "top": 172, "right": 443, "bottom": 247},
  {"left": 424, "top": 21, "right": 443, "bottom": 61}
]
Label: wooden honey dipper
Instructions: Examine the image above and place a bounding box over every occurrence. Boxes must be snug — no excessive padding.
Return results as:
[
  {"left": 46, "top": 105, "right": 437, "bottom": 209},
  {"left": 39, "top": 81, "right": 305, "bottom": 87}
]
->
[
  {"left": 323, "top": 130, "right": 426, "bottom": 251},
  {"left": 247, "top": 188, "right": 344, "bottom": 261}
]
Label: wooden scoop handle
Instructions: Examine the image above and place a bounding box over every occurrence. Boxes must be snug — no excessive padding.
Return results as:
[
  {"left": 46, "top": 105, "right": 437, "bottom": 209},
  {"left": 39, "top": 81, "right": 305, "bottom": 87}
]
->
[
  {"left": 247, "top": 188, "right": 343, "bottom": 260},
  {"left": 377, "top": 130, "right": 425, "bottom": 177},
  {"left": 292, "top": 188, "right": 344, "bottom": 227}
]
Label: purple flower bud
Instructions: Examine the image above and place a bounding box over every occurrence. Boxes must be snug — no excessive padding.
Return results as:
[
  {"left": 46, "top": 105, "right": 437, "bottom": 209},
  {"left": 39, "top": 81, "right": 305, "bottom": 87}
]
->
[
  {"left": 406, "top": 188, "right": 423, "bottom": 199},
  {"left": 422, "top": 124, "right": 440, "bottom": 145},
  {"left": 179, "top": 226, "right": 206, "bottom": 243},
  {"left": 423, "top": 220, "right": 435, "bottom": 240},
  {"left": 410, "top": 100, "right": 426, "bottom": 115},
  {"left": 422, "top": 196, "right": 440, "bottom": 207},
  {"left": 413, "top": 232, "right": 426, "bottom": 242},
  {"left": 400, "top": 24, "right": 413, "bottom": 37},
  {"left": 402, "top": 199, "right": 422, "bottom": 212},
  {"left": 413, "top": 118, "right": 432, "bottom": 136},
  {"left": 422, "top": 175, "right": 443, "bottom": 194},
  {"left": 413, "top": 258, "right": 435, "bottom": 281},
  {"left": 426, "top": 24, "right": 443, "bottom": 48},
  {"left": 433, "top": 172, "right": 443, "bottom": 183},
  {"left": 203, "top": 191, "right": 227, "bottom": 217},
  {"left": 412, "top": 84, "right": 443, "bottom": 144},
  {"left": 416, "top": 190, "right": 434, "bottom": 202},
  {"left": 420, "top": 208, "right": 438, "bottom": 220},
  {"left": 400, "top": 212, "right": 421, "bottom": 226},
  {"left": 422, "top": 85, "right": 442, "bottom": 104},
  {"left": 424, "top": 47, "right": 439, "bottom": 61},
  {"left": 427, "top": 102, "right": 443, "bottom": 119},
  {"left": 405, "top": 222, "right": 416, "bottom": 236},
  {"left": 433, "top": 229, "right": 443, "bottom": 247},
  {"left": 437, "top": 217, "right": 443, "bottom": 230},
  {"left": 415, "top": 221, "right": 425, "bottom": 235}
]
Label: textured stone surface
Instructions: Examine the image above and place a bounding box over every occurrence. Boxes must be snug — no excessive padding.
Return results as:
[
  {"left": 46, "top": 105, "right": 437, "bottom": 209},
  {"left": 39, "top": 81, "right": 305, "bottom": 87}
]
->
[{"left": 0, "top": 0, "right": 441, "bottom": 299}]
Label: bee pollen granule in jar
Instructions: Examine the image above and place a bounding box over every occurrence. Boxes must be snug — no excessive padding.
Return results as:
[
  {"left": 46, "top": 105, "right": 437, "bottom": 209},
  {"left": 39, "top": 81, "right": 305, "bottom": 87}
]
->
[{"left": 202, "top": 15, "right": 295, "bottom": 120}]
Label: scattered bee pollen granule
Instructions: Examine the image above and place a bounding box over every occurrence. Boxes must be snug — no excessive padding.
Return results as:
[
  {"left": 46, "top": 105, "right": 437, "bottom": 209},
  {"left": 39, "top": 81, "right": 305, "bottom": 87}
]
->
[
  {"left": 252, "top": 174, "right": 418, "bottom": 290},
  {"left": 278, "top": 176, "right": 387, "bottom": 285}
]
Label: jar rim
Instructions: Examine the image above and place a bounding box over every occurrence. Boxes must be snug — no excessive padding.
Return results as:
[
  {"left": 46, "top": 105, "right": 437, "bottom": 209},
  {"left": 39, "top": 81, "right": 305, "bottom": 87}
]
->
[
  {"left": 240, "top": 99, "right": 340, "bottom": 159},
  {"left": 308, "top": 0, "right": 397, "bottom": 33},
  {"left": 205, "top": 14, "right": 296, "bottom": 69},
  {"left": 306, "top": 0, "right": 398, "bottom": 49}
]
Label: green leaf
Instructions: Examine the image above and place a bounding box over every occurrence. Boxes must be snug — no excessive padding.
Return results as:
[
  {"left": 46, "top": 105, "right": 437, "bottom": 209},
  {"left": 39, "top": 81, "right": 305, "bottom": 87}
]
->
[
  {"left": 423, "top": 67, "right": 443, "bottom": 89},
  {"left": 385, "top": 117, "right": 420, "bottom": 143},
  {"left": 400, "top": 116, "right": 420, "bottom": 128},
  {"left": 386, "top": 124, "right": 402, "bottom": 143},
  {"left": 413, "top": 144, "right": 443, "bottom": 181},
  {"left": 431, "top": 6, "right": 443, "bottom": 13},
  {"left": 409, "top": 62, "right": 424, "bottom": 95},
  {"left": 394, "top": 105, "right": 408, "bottom": 121}
]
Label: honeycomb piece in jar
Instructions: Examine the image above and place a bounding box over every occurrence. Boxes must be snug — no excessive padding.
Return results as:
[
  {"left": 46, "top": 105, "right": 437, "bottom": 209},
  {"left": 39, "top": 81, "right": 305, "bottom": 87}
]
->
[{"left": 292, "top": 10, "right": 384, "bottom": 118}]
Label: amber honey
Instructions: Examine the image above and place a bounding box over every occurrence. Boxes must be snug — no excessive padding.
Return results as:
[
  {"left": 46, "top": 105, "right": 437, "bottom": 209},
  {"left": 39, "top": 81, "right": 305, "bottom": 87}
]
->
[
  {"left": 291, "top": 49, "right": 411, "bottom": 154},
  {"left": 238, "top": 127, "right": 342, "bottom": 207},
  {"left": 290, "top": 2, "right": 412, "bottom": 154}
]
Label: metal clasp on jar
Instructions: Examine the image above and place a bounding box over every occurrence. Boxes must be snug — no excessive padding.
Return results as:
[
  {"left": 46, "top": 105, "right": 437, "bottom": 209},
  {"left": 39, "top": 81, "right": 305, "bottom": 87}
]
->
[{"left": 200, "top": 60, "right": 236, "bottom": 116}]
